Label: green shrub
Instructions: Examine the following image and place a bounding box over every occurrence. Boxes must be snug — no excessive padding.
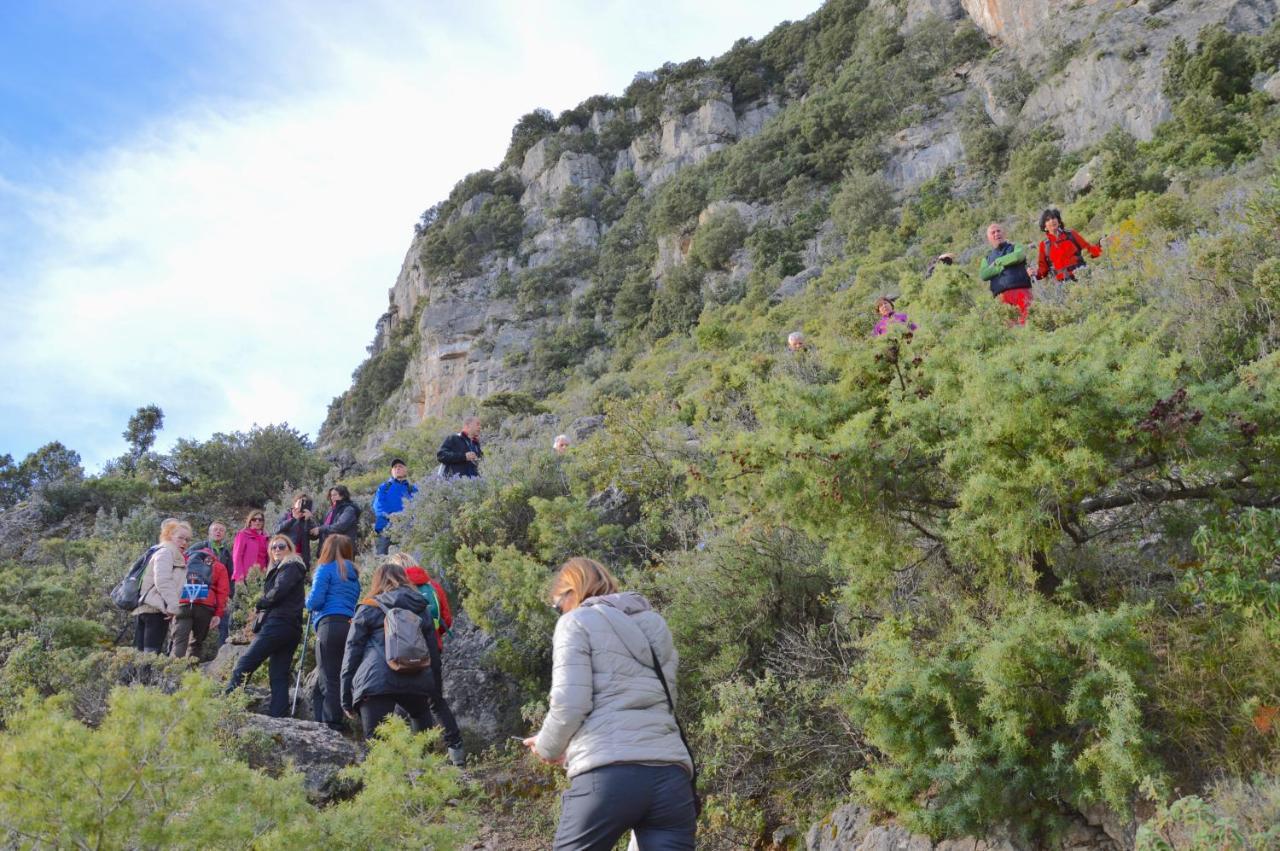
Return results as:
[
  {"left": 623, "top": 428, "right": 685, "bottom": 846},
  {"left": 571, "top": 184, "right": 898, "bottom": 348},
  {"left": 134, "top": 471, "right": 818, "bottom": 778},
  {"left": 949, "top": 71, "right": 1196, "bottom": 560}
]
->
[
  {"left": 1136, "top": 775, "right": 1280, "bottom": 851},
  {"left": 648, "top": 262, "right": 705, "bottom": 340},
  {"left": 830, "top": 170, "right": 896, "bottom": 245},
  {"left": 851, "top": 602, "right": 1161, "bottom": 840},
  {"left": 689, "top": 208, "right": 748, "bottom": 271}
]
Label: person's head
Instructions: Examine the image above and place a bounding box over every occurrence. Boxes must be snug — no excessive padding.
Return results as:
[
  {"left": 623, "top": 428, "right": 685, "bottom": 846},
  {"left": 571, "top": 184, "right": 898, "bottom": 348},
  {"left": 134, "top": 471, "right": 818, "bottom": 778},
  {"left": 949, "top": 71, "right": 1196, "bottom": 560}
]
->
[
  {"left": 243, "top": 509, "right": 266, "bottom": 532},
  {"left": 553, "top": 434, "right": 571, "bottom": 454},
  {"left": 159, "top": 518, "right": 194, "bottom": 550},
  {"left": 268, "top": 534, "right": 295, "bottom": 563},
  {"left": 368, "top": 562, "right": 411, "bottom": 598},
  {"left": 986, "top": 222, "right": 1006, "bottom": 247},
  {"left": 389, "top": 458, "right": 408, "bottom": 480},
  {"left": 1038, "top": 208, "right": 1064, "bottom": 235},
  {"left": 876, "top": 296, "right": 895, "bottom": 317},
  {"left": 461, "top": 416, "right": 482, "bottom": 439},
  {"left": 549, "top": 557, "right": 619, "bottom": 615},
  {"left": 384, "top": 551, "right": 417, "bottom": 570},
  {"left": 328, "top": 484, "right": 351, "bottom": 506},
  {"left": 317, "top": 534, "right": 354, "bottom": 579},
  {"left": 208, "top": 521, "right": 227, "bottom": 543},
  {"left": 292, "top": 492, "right": 312, "bottom": 512},
  {"left": 787, "top": 331, "right": 806, "bottom": 351}
]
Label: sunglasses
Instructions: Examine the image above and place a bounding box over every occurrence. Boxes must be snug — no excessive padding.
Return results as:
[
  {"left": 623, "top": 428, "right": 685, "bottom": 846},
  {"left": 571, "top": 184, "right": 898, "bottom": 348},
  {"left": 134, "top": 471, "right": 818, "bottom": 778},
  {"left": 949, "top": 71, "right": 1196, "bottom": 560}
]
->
[
  {"left": 251, "top": 517, "right": 264, "bottom": 523},
  {"left": 270, "top": 543, "right": 289, "bottom": 551}
]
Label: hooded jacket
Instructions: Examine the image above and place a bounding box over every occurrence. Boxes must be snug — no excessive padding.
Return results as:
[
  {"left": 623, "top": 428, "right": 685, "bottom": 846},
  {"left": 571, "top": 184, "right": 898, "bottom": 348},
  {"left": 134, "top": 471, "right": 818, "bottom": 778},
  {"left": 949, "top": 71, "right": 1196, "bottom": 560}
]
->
[
  {"left": 232, "top": 526, "right": 270, "bottom": 582},
  {"left": 405, "top": 566, "right": 453, "bottom": 650},
  {"left": 533, "top": 592, "right": 692, "bottom": 779},
  {"left": 132, "top": 540, "right": 186, "bottom": 617},
  {"left": 340, "top": 586, "right": 437, "bottom": 711},
  {"left": 317, "top": 498, "right": 360, "bottom": 553},
  {"left": 255, "top": 554, "right": 307, "bottom": 628}
]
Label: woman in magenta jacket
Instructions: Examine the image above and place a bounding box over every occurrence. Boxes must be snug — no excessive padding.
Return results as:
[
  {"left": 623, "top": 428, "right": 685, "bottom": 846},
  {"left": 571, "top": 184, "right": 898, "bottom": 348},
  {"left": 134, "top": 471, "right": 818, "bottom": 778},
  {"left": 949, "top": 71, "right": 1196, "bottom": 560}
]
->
[{"left": 232, "top": 510, "right": 270, "bottom": 591}]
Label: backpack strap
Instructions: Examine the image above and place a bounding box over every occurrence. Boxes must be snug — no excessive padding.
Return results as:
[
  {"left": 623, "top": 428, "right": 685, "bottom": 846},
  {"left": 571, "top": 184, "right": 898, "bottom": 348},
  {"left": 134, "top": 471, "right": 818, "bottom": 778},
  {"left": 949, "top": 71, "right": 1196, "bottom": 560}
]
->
[{"left": 647, "top": 644, "right": 702, "bottom": 816}]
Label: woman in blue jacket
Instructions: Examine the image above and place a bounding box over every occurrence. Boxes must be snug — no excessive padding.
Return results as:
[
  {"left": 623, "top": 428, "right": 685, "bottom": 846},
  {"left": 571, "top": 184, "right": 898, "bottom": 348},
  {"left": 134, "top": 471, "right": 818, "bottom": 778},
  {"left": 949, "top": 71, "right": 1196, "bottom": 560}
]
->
[{"left": 305, "top": 534, "right": 361, "bottom": 730}]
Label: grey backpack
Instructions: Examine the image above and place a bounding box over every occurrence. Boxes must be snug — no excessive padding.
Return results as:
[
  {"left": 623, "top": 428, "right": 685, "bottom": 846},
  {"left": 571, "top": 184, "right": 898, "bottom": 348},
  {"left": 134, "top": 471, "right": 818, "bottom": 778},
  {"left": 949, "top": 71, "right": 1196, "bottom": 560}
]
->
[
  {"left": 110, "top": 546, "right": 160, "bottom": 610},
  {"left": 373, "top": 600, "right": 432, "bottom": 672}
]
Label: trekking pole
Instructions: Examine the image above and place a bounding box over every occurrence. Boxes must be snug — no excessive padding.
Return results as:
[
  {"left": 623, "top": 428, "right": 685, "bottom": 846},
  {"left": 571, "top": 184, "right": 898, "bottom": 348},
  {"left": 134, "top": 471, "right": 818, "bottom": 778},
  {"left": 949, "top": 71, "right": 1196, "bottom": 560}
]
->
[{"left": 291, "top": 613, "right": 311, "bottom": 717}]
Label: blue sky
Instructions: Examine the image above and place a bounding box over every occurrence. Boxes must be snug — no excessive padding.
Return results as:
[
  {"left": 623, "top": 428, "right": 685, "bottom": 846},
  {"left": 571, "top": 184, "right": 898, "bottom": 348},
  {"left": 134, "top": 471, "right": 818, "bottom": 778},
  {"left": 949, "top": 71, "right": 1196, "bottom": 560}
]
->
[{"left": 0, "top": 0, "right": 821, "bottom": 470}]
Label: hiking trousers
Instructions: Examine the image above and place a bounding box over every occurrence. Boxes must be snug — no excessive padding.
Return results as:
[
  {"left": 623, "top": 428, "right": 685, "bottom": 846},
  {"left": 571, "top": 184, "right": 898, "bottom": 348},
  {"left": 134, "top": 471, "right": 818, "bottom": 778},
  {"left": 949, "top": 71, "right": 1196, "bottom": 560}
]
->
[
  {"left": 134, "top": 612, "right": 169, "bottom": 654},
  {"left": 313, "top": 616, "right": 350, "bottom": 728},
  {"left": 225, "top": 619, "right": 300, "bottom": 717},
  {"left": 358, "top": 641, "right": 461, "bottom": 748},
  {"left": 171, "top": 605, "right": 214, "bottom": 659},
  {"left": 552, "top": 763, "right": 696, "bottom": 851}
]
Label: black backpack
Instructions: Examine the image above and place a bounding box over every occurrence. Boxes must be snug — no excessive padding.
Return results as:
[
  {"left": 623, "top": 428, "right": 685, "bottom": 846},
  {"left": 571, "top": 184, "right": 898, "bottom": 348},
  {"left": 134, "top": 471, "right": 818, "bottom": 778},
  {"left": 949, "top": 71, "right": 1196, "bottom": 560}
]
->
[{"left": 110, "top": 546, "right": 161, "bottom": 610}]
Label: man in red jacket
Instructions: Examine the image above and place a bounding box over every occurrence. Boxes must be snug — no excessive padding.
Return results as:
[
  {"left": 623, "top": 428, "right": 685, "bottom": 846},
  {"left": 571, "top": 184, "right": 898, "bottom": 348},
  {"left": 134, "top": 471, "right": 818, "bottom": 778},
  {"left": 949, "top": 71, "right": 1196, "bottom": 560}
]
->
[
  {"left": 171, "top": 547, "right": 230, "bottom": 659},
  {"left": 1035, "top": 208, "right": 1102, "bottom": 282}
]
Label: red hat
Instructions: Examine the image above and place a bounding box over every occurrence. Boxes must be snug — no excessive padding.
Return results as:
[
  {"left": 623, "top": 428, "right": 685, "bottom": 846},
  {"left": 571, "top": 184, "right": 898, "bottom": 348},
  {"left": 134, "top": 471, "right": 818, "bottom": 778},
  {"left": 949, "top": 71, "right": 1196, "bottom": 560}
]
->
[{"left": 405, "top": 566, "right": 429, "bottom": 586}]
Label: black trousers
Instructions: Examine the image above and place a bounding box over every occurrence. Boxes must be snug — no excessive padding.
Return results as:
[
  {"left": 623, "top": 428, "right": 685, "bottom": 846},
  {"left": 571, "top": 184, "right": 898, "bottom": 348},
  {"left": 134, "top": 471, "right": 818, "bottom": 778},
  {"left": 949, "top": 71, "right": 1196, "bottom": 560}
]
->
[
  {"left": 553, "top": 764, "right": 696, "bottom": 851},
  {"left": 358, "top": 649, "right": 462, "bottom": 747},
  {"left": 134, "top": 612, "right": 169, "bottom": 654},
  {"left": 312, "top": 616, "right": 350, "bottom": 727},
  {"left": 225, "top": 618, "right": 301, "bottom": 717}
]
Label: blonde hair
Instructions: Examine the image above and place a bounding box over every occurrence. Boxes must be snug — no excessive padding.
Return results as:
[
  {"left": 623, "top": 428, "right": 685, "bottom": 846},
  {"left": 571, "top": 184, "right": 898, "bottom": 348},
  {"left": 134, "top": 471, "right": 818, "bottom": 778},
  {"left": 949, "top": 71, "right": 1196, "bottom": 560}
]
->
[
  {"left": 268, "top": 534, "right": 295, "bottom": 560},
  {"left": 384, "top": 552, "right": 417, "bottom": 569},
  {"left": 243, "top": 509, "right": 265, "bottom": 527},
  {"left": 550, "top": 557, "right": 619, "bottom": 613},
  {"left": 159, "top": 518, "right": 193, "bottom": 544}
]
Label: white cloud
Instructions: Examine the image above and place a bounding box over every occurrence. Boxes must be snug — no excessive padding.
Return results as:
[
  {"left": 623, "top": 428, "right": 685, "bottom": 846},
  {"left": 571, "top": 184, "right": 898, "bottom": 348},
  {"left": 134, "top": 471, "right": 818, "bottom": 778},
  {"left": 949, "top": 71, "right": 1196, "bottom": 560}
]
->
[{"left": 0, "top": 0, "right": 820, "bottom": 469}]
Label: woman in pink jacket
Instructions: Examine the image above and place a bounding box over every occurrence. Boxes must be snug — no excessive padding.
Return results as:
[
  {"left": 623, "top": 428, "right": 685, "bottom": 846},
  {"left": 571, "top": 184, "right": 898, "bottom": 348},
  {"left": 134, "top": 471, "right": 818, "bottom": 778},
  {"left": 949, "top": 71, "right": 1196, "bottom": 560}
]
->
[{"left": 232, "top": 510, "right": 270, "bottom": 591}]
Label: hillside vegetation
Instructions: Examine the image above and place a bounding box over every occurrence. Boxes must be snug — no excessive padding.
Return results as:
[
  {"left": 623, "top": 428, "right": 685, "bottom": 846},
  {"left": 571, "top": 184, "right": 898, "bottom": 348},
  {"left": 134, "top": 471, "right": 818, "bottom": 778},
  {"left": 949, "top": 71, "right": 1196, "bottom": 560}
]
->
[{"left": 2, "top": 1, "right": 1279, "bottom": 848}]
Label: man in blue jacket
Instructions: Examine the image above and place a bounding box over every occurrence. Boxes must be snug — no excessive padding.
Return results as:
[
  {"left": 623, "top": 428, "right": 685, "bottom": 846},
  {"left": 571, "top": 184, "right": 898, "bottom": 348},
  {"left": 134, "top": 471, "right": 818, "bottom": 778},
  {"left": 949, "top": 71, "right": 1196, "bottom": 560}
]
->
[
  {"left": 372, "top": 459, "right": 418, "bottom": 556},
  {"left": 436, "top": 416, "right": 483, "bottom": 479}
]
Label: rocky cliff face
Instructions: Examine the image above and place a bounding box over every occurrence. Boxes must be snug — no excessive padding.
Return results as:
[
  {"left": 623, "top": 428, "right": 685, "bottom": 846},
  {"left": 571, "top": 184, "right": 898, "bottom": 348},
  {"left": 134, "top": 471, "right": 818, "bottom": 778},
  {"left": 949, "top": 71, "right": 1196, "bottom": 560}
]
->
[{"left": 324, "top": 0, "right": 1277, "bottom": 454}]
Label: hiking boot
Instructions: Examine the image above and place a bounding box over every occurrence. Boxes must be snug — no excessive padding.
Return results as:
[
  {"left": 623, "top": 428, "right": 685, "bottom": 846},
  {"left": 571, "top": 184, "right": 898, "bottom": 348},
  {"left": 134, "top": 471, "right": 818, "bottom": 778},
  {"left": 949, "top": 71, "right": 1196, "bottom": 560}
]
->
[{"left": 447, "top": 745, "right": 466, "bottom": 767}]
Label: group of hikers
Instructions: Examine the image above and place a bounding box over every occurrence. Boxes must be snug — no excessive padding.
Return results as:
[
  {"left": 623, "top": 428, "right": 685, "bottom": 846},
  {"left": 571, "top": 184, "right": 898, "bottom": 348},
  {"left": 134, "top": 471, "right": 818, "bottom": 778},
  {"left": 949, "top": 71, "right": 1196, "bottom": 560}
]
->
[
  {"left": 124, "top": 419, "right": 695, "bottom": 849},
  {"left": 789, "top": 208, "right": 1104, "bottom": 351}
]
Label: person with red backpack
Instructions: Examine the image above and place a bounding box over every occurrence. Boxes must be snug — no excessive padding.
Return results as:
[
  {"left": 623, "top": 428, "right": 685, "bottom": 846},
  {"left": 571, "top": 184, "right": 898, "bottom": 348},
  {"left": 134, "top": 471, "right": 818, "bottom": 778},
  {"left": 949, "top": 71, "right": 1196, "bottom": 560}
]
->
[
  {"left": 1034, "top": 208, "right": 1102, "bottom": 283},
  {"left": 171, "top": 545, "right": 230, "bottom": 659}
]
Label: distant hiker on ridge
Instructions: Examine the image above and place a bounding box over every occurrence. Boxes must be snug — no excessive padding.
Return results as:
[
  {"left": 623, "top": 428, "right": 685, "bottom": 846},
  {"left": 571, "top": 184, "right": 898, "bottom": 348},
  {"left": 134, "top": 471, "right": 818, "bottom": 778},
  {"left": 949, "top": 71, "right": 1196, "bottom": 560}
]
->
[
  {"left": 1034, "top": 207, "right": 1102, "bottom": 283},
  {"left": 979, "top": 222, "right": 1034, "bottom": 326},
  {"left": 436, "top": 416, "right": 483, "bottom": 479},
  {"left": 872, "top": 296, "right": 916, "bottom": 337},
  {"left": 373, "top": 459, "right": 418, "bottom": 556}
]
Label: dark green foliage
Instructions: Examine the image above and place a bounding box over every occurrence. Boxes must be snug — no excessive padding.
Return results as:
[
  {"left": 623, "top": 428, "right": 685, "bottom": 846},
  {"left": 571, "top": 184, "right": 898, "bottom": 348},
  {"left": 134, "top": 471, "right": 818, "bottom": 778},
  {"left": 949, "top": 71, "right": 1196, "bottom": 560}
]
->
[
  {"left": 530, "top": 320, "right": 606, "bottom": 388},
  {"left": 168, "top": 424, "right": 324, "bottom": 506},
  {"left": 831, "top": 170, "right": 896, "bottom": 244},
  {"left": 504, "top": 107, "right": 558, "bottom": 166},
  {"left": 959, "top": 97, "right": 1009, "bottom": 179},
  {"left": 689, "top": 208, "right": 748, "bottom": 270},
  {"left": 648, "top": 263, "right": 705, "bottom": 340},
  {"left": 651, "top": 169, "right": 710, "bottom": 233},
  {"left": 324, "top": 341, "right": 413, "bottom": 436},
  {"left": 853, "top": 603, "right": 1159, "bottom": 840},
  {"left": 122, "top": 404, "right": 163, "bottom": 469},
  {"left": 420, "top": 194, "right": 525, "bottom": 276},
  {"left": 1163, "top": 28, "right": 1255, "bottom": 103}
]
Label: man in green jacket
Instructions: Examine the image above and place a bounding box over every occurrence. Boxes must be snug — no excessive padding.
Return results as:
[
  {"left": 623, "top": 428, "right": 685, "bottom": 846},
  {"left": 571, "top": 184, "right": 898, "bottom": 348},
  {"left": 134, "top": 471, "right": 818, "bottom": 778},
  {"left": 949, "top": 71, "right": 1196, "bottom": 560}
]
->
[{"left": 979, "top": 222, "right": 1034, "bottom": 325}]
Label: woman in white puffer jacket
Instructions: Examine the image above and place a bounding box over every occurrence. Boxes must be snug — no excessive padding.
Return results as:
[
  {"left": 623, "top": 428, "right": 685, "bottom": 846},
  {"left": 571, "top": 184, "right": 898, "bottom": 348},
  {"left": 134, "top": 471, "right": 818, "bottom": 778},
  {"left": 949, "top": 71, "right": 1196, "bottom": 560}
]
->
[{"left": 523, "top": 557, "right": 696, "bottom": 850}]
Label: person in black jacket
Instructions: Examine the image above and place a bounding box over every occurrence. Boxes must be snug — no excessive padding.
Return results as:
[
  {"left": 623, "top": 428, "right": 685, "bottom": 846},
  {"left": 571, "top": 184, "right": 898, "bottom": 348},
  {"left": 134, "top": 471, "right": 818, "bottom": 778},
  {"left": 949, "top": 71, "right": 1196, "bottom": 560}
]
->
[
  {"left": 225, "top": 534, "right": 306, "bottom": 717},
  {"left": 341, "top": 562, "right": 465, "bottom": 766},
  {"left": 314, "top": 485, "right": 360, "bottom": 554},
  {"left": 436, "top": 417, "right": 483, "bottom": 478},
  {"left": 276, "top": 492, "right": 317, "bottom": 569}
]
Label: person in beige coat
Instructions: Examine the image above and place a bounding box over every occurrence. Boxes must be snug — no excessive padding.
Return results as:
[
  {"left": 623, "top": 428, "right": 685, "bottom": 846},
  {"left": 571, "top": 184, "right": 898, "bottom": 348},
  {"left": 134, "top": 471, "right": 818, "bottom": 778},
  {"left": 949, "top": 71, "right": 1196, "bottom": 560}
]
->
[
  {"left": 132, "top": 518, "right": 191, "bottom": 654},
  {"left": 523, "top": 557, "right": 696, "bottom": 851}
]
